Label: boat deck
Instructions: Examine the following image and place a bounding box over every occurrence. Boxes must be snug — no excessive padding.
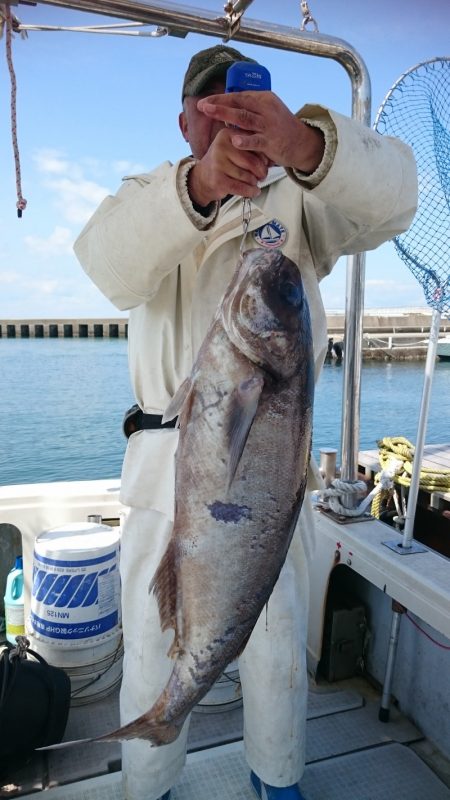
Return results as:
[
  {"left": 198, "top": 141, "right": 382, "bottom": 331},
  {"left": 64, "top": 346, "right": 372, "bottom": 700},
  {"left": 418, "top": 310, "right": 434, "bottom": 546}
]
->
[{"left": 3, "top": 673, "right": 450, "bottom": 800}]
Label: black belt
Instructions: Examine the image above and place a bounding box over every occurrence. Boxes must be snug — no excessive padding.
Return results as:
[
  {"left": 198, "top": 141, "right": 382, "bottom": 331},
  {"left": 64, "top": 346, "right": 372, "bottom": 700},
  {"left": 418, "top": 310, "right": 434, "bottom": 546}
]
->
[{"left": 123, "top": 404, "right": 177, "bottom": 439}]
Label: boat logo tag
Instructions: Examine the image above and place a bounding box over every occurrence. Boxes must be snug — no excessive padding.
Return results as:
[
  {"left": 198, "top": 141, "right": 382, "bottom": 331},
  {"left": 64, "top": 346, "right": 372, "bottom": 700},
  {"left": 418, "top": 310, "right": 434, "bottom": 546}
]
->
[{"left": 253, "top": 218, "right": 288, "bottom": 248}]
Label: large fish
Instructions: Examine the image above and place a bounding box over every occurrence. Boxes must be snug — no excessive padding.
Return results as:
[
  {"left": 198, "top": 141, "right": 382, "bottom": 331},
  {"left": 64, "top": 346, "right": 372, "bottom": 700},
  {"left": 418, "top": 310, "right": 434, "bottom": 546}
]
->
[{"left": 102, "top": 247, "right": 314, "bottom": 746}]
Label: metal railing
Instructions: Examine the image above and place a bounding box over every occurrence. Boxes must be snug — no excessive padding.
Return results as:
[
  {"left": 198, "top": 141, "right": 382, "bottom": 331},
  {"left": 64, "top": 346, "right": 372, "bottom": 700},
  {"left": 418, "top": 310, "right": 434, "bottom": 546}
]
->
[{"left": 16, "top": 0, "right": 371, "bottom": 479}]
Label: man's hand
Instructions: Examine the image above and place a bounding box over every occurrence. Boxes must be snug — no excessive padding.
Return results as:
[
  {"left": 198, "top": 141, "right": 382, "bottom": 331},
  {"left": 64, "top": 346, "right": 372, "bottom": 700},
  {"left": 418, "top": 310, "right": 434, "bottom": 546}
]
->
[
  {"left": 188, "top": 127, "right": 269, "bottom": 207},
  {"left": 197, "top": 91, "right": 325, "bottom": 175}
]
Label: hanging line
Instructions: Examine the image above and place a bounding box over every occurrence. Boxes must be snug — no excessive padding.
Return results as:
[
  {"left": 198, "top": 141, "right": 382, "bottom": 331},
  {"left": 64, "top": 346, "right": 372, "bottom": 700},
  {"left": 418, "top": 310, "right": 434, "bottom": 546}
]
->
[
  {"left": 2, "top": 4, "right": 27, "bottom": 217},
  {"left": 240, "top": 197, "right": 252, "bottom": 253}
]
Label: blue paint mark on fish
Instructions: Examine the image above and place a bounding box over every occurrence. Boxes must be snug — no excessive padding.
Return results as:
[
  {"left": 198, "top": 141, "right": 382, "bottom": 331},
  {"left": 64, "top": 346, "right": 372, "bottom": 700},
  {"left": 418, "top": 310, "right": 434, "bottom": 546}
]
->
[{"left": 207, "top": 501, "right": 253, "bottom": 524}]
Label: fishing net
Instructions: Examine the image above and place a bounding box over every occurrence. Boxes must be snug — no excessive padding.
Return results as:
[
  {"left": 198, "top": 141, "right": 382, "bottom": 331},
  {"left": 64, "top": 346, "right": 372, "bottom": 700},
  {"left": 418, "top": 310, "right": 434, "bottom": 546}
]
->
[{"left": 374, "top": 58, "right": 450, "bottom": 317}]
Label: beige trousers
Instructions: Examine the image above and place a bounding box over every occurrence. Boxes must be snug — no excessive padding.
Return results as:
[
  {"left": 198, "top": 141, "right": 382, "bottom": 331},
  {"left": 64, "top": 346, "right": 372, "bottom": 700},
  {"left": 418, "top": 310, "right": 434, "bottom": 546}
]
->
[{"left": 119, "top": 498, "right": 312, "bottom": 799}]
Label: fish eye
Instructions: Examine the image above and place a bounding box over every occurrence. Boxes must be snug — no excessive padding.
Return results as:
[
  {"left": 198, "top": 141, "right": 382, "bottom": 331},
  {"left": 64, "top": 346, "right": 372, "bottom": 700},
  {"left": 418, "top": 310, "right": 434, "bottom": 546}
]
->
[{"left": 279, "top": 280, "right": 303, "bottom": 307}]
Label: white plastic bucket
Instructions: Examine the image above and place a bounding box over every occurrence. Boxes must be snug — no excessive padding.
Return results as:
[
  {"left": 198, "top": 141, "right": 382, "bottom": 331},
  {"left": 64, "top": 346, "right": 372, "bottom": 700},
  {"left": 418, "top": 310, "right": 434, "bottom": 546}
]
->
[
  {"left": 31, "top": 522, "right": 121, "bottom": 646},
  {"left": 194, "top": 661, "right": 242, "bottom": 714},
  {"left": 62, "top": 636, "right": 124, "bottom": 706},
  {"left": 30, "top": 629, "right": 124, "bottom": 705},
  {"left": 29, "top": 521, "right": 123, "bottom": 704}
]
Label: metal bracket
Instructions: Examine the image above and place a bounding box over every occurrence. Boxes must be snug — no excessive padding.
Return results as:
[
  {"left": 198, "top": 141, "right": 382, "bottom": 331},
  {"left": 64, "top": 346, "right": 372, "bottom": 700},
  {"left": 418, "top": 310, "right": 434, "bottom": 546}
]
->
[
  {"left": 316, "top": 505, "right": 375, "bottom": 525},
  {"left": 383, "top": 539, "right": 427, "bottom": 554}
]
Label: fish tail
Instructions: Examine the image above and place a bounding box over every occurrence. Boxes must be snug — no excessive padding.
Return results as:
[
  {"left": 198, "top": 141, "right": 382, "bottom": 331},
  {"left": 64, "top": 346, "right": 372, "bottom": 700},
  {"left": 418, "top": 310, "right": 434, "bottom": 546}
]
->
[
  {"left": 95, "top": 711, "right": 181, "bottom": 746},
  {"left": 95, "top": 689, "right": 184, "bottom": 746},
  {"left": 95, "top": 713, "right": 181, "bottom": 745}
]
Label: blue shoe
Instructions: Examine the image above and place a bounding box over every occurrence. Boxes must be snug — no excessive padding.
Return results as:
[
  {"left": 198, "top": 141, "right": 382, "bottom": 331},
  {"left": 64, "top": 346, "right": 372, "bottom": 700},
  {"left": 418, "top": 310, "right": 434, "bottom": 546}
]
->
[
  {"left": 250, "top": 771, "right": 306, "bottom": 800},
  {"left": 158, "top": 793, "right": 170, "bottom": 800}
]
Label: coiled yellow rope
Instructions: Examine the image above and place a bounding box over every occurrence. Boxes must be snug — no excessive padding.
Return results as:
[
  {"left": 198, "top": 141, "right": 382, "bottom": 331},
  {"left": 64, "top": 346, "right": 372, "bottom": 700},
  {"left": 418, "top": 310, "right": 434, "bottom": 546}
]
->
[{"left": 371, "top": 436, "right": 450, "bottom": 517}]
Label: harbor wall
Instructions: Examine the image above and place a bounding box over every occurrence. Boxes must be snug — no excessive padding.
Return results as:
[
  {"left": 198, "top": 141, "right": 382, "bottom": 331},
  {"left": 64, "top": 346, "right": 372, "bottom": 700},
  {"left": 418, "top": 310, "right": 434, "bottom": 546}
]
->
[
  {"left": 1, "top": 310, "right": 449, "bottom": 359},
  {"left": 2, "top": 309, "right": 448, "bottom": 338},
  {"left": 0, "top": 318, "right": 128, "bottom": 338}
]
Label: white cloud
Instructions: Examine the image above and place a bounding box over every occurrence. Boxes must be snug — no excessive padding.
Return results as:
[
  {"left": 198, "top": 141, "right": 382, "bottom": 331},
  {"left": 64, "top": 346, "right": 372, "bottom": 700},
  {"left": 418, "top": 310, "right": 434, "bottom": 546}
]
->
[
  {"left": 25, "top": 226, "right": 74, "bottom": 256},
  {"left": 45, "top": 177, "right": 109, "bottom": 225},
  {"left": 33, "top": 149, "right": 111, "bottom": 225},
  {"left": 27, "top": 278, "right": 60, "bottom": 295},
  {"left": 112, "top": 159, "right": 146, "bottom": 175},
  {"left": 365, "top": 278, "right": 411, "bottom": 289},
  {"left": 34, "top": 149, "right": 74, "bottom": 176},
  {"left": 0, "top": 271, "right": 20, "bottom": 285}
]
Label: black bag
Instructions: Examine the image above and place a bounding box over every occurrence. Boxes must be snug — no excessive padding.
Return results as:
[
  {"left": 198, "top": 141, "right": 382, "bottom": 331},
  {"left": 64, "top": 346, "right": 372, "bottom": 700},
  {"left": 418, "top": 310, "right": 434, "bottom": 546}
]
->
[{"left": 0, "top": 636, "right": 71, "bottom": 762}]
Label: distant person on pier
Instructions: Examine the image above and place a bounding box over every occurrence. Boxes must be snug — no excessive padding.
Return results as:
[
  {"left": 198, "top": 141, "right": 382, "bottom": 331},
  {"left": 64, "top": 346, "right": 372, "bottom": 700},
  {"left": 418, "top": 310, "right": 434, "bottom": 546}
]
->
[
  {"left": 325, "top": 337, "right": 344, "bottom": 364},
  {"left": 74, "top": 44, "right": 417, "bottom": 800}
]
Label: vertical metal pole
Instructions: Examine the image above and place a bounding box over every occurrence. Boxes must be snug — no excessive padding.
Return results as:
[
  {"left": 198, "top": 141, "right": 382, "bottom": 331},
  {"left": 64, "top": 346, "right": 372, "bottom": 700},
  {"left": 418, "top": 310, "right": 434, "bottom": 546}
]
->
[
  {"left": 340, "top": 251, "right": 366, "bottom": 482},
  {"left": 339, "top": 69, "right": 371, "bottom": 488},
  {"left": 379, "top": 600, "right": 406, "bottom": 722},
  {"left": 402, "top": 309, "right": 441, "bottom": 548}
]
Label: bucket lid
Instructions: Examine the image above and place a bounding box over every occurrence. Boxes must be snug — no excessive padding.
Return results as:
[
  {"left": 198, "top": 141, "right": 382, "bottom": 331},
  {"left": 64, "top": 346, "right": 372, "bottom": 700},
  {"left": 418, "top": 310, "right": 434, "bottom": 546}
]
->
[{"left": 35, "top": 522, "right": 119, "bottom": 554}]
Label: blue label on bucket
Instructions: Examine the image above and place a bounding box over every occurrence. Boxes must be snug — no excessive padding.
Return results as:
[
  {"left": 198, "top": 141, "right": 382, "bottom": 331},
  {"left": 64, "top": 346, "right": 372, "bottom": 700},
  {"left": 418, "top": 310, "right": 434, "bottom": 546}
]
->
[
  {"left": 30, "top": 609, "right": 119, "bottom": 639},
  {"left": 31, "top": 546, "right": 120, "bottom": 642},
  {"left": 33, "top": 550, "right": 115, "bottom": 568}
]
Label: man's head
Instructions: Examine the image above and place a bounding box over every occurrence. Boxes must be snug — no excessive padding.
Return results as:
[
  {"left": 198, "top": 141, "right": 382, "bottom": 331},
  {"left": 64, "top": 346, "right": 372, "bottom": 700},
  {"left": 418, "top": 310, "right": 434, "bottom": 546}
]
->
[
  {"left": 179, "top": 44, "right": 256, "bottom": 160},
  {"left": 181, "top": 44, "right": 256, "bottom": 102}
]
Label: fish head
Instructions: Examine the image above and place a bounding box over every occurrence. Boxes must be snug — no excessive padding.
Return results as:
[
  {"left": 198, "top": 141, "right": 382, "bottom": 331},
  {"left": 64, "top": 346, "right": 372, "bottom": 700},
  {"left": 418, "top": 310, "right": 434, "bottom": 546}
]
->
[{"left": 221, "top": 248, "right": 312, "bottom": 379}]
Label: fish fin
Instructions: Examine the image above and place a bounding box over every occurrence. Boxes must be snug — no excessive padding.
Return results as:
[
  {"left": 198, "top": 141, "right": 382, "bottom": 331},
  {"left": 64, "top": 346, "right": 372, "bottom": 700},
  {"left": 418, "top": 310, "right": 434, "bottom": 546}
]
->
[
  {"left": 227, "top": 375, "right": 264, "bottom": 490},
  {"left": 162, "top": 377, "right": 192, "bottom": 424},
  {"left": 39, "top": 715, "right": 181, "bottom": 747},
  {"left": 36, "top": 737, "right": 95, "bottom": 751},
  {"left": 41, "top": 697, "right": 183, "bottom": 748},
  {"left": 149, "top": 541, "right": 178, "bottom": 637},
  {"left": 94, "top": 711, "right": 181, "bottom": 745}
]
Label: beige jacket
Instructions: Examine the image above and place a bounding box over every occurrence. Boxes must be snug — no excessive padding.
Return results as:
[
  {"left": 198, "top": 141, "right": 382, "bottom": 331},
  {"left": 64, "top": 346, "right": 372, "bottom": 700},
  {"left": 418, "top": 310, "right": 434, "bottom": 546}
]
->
[{"left": 74, "top": 104, "right": 417, "bottom": 515}]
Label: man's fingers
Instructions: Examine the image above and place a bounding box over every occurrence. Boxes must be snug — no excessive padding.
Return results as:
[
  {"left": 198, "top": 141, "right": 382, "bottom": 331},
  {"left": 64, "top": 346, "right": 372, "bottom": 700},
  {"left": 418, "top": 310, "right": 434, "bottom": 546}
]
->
[
  {"left": 213, "top": 131, "right": 268, "bottom": 181},
  {"left": 231, "top": 133, "right": 267, "bottom": 152},
  {"left": 198, "top": 99, "right": 262, "bottom": 132},
  {"left": 226, "top": 164, "right": 260, "bottom": 187},
  {"left": 199, "top": 91, "right": 271, "bottom": 112},
  {"left": 226, "top": 181, "right": 262, "bottom": 198}
]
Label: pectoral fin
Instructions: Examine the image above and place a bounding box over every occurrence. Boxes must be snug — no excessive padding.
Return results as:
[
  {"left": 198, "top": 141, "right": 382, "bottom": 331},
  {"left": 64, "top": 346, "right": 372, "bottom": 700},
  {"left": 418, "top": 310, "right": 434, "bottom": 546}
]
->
[
  {"left": 227, "top": 375, "right": 264, "bottom": 490},
  {"left": 162, "top": 377, "right": 192, "bottom": 424}
]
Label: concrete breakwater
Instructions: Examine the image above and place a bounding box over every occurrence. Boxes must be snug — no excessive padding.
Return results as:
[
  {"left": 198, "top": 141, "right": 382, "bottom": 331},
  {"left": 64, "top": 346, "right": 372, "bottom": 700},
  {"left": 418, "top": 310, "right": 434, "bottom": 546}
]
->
[
  {"left": 1, "top": 310, "right": 449, "bottom": 360},
  {"left": 0, "top": 318, "right": 128, "bottom": 338},
  {"left": 327, "top": 308, "right": 450, "bottom": 361}
]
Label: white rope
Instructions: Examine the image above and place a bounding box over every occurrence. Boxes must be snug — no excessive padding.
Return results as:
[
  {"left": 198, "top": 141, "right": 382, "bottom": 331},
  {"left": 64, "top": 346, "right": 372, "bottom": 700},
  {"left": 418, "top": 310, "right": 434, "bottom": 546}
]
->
[
  {"left": 317, "top": 479, "right": 367, "bottom": 517},
  {"left": 317, "top": 457, "right": 403, "bottom": 518},
  {"left": 2, "top": 4, "right": 27, "bottom": 217}
]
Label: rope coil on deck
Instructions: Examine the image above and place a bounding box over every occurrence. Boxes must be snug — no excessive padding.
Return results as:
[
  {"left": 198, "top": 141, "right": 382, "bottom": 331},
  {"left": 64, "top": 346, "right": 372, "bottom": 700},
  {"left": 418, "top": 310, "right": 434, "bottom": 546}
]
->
[
  {"left": 371, "top": 436, "right": 450, "bottom": 518},
  {"left": 318, "top": 479, "right": 369, "bottom": 517}
]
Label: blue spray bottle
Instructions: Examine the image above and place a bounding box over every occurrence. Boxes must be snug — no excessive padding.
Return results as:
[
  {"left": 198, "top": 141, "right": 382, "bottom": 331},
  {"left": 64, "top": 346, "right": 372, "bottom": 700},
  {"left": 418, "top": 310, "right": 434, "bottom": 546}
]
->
[{"left": 4, "top": 555, "right": 25, "bottom": 644}]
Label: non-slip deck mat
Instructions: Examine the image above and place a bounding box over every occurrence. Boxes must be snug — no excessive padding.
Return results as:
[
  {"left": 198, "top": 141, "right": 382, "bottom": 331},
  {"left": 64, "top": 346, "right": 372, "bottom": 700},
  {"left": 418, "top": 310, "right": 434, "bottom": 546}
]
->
[
  {"left": 188, "top": 687, "right": 364, "bottom": 750},
  {"left": 18, "top": 740, "right": 450, "bottom": 800},
  {"left": 306, "top": 688, "right": 363, "bottom": 719},
  {"left": 2, "top": 686, "right": 419, "bottom": 794},
  {"left": 305, "top": 700, "right": 421, "bottom": 763},
  {"left": 48, "top": 685, "right": 365, "bottom": 782}
]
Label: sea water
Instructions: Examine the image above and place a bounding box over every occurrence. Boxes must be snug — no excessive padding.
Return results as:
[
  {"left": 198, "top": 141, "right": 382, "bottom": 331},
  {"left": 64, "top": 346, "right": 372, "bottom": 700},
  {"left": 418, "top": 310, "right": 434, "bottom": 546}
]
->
[{"left": 0, "top": 337, "right": 449, "bottom": 487}]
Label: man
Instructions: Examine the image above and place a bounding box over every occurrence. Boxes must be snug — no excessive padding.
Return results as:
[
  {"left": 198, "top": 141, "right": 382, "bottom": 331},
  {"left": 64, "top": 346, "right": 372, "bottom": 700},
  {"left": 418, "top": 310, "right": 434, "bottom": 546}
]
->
[{"left": 74, "top": 44, "right": 417, "bottom": 800}]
